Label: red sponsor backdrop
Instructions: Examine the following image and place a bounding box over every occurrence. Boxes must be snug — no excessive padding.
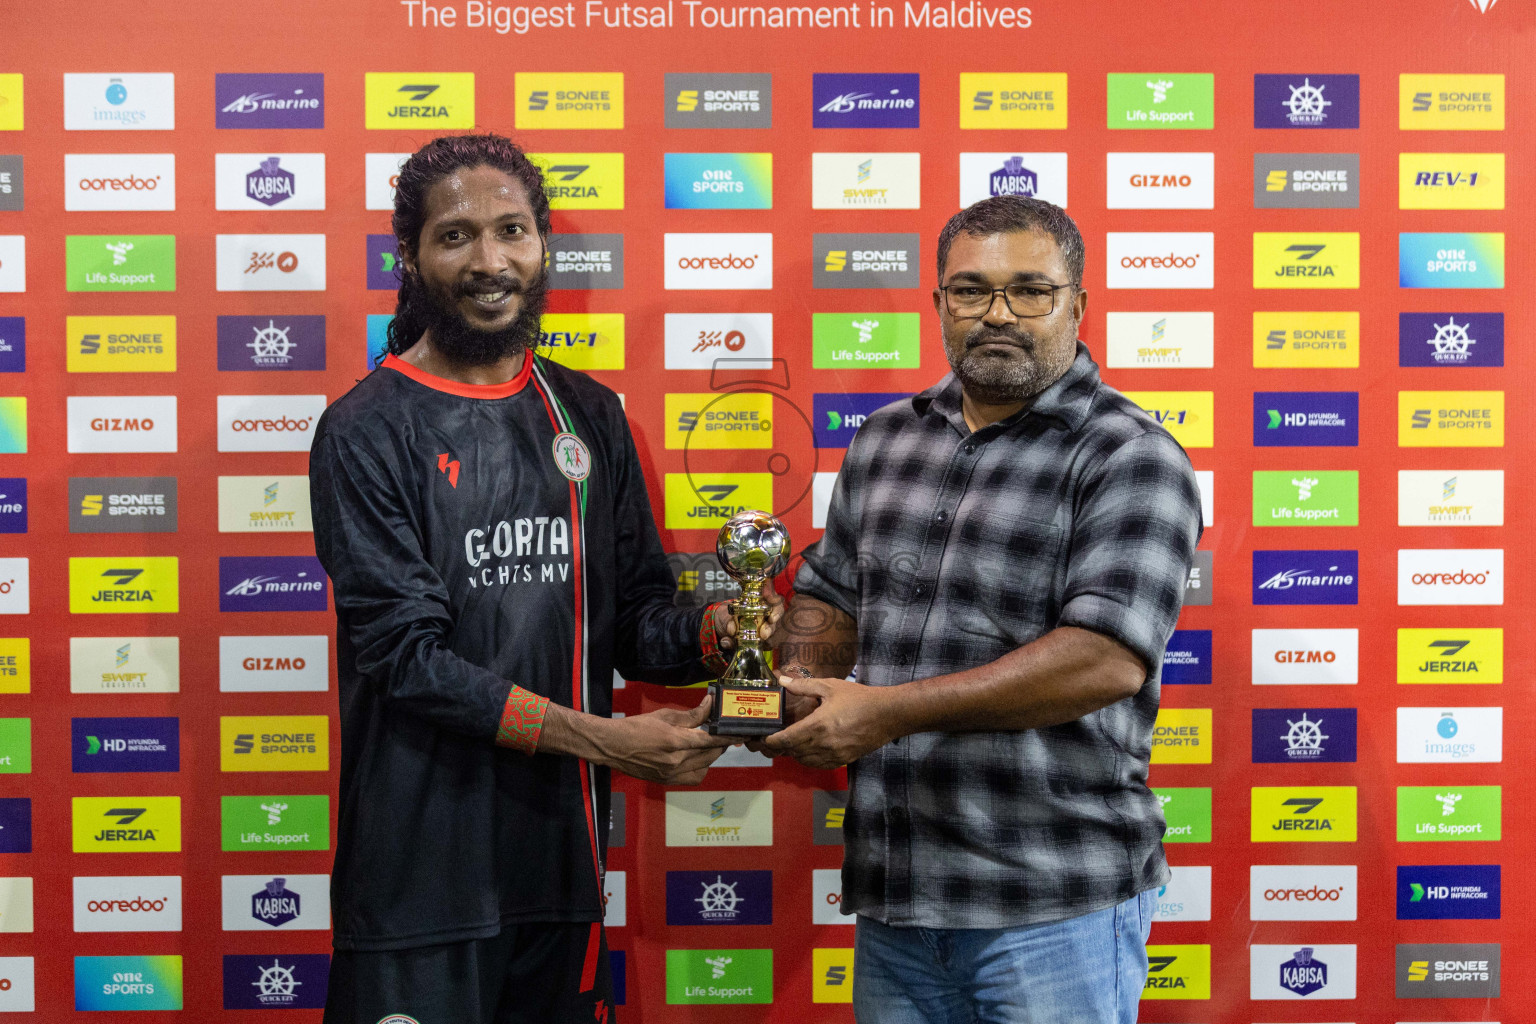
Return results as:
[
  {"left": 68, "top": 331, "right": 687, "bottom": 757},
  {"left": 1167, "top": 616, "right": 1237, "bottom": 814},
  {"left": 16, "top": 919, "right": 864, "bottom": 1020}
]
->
[{"left": 1, "top": 0, "right": 1534, "bottom": 1018}]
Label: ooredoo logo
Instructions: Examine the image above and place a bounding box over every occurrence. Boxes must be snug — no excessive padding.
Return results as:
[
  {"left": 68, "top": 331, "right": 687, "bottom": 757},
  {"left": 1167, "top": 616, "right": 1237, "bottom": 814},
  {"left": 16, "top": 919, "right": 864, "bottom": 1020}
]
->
[
  {"left": 216, "top": 395, "right": 324, "bottom": 453},
  {"left": 1398, "top": 549, "right": 1502, "bottom": 606},
  {"left": 664, "top": 233, "right": 773, "bottom": 290},
  {"left": 73, "top": 876, "right": 182, "bottom": 932},
  {"left": 64, "top": 154, "right": 176, "bottom": 212},
  {"left": 1106, "top": 232, "right": 1214, "bottom": 288}
]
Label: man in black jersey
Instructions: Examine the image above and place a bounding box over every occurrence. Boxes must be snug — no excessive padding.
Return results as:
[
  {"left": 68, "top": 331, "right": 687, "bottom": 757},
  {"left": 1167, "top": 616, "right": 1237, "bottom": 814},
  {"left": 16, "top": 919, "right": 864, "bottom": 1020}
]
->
[{"left": 312, "top": 134, "right": 765, "bottom": 1024}]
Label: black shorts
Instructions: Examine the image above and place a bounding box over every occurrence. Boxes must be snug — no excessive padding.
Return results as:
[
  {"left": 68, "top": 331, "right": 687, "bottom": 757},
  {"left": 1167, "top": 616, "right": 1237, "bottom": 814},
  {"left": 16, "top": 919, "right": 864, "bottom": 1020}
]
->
[{"left": 323, "top": 922, "right": 615, "bottom": 1024}]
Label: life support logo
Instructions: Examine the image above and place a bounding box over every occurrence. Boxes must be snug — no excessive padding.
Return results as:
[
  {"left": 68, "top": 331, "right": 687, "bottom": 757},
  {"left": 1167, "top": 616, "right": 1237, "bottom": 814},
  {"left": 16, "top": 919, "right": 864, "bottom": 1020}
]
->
[{"left": 552, "top": 433, "right": 591, "bottom": 482}]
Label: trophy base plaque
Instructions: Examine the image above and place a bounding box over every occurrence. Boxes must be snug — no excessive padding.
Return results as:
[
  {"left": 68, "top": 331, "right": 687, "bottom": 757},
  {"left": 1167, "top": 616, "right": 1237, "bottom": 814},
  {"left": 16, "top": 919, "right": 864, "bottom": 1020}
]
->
[{"left": 707, "top": 680, "right": 784, "bottom": 737}]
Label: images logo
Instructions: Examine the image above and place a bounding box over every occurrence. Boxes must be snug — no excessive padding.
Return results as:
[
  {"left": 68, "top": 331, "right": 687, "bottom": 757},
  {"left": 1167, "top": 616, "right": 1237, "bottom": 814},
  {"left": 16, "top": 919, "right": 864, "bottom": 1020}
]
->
[
  {"left": 74, "top": 955, "right": 182, "bottom": 1011},
  {"left": 665, "top": 153, "right": 772, "bottom": 210},
  {"left": 65, "top": 235, "right": 174, "bottom": 292},
  {"left": 222, "top": 954, "right": 329, "bottom": 1010},
  {"left": 1141, "top": 945, "right": 1211, "bottom": 1000},
  {"left": 218, "top": 555, "right": 328, "bottom": 612},
  {"left": 66, "top": 315, "right": 176, "bottom": 374},
  {"left": 665, "top": 73, "right": 772, "bottom": 129},
  {"left": 1254, "top": 74, "right": 1359, "bottom": 128},
  {"left": 547, "top": 233, "right": 624, "bottom": 291},
  {"left": 1251, "top": 787, "right": 1358, "bottom": 842},
  {"left": 64, "top": 154, "right": 175, "bottom": 212},
  {"left": 813, "top": 73, "right": 918, "bottom": 128},
  {"left": 1253, "top": 391, "right": 1357, "bottom": 447},
  {"left": 665, "top": 871, "right": 772, "bottom": 925},
  {"left": 1397, "top": 865, "right": 1499, "bottom": 920},
  {"left": 958, "top": 152, "right": 1067, "bottom": 208},
  {"left": 1397, "top": 628, "right": 1502, "bottom": 684},
  {"left": 1398, "top": 312, "right": 1502, "bottom": 368},
  {"left": 1105, "top": 73, "right": 1213, "bottom": 129},
  {"left": 364, "top": 72, "right": 474, "bottom": 129},
  {"left": 1105, "top": 232, "right": 1213, "bottom": 288},
  {"left": 70, "top": 636, "right": 180, "bottom": 694},
  {"left": 72, "top": 717, "right": 179, "bottom": 773},
  {"left": 812, "top": 393, "right": 905, "bottom": 449},
  {"left": 1122, "top": 391, "right": 1214, "bottom": 447},
  {"left": 1252, "top": 153, "right": 1359, "bottom": 208},
  {"left": 960, "top": 73, "right": 1066, "bottom": 129},
  {"left": 663, "top": 312, "right": 773, "bottom": 368},
  {"left": 68, "top": 557, "right": 178, "bottom": 614},
  {"left": 812, "top": 312, "right": 920, "bottom": 369},
  {"left": 665, "top": 233, "right": 772, "bottom": 290},
  {"left": 1161, "top": 630, "right": 1211, "bottom": 686},
  {"left": 1252, "top": 708, "right": 1357, "bottom": 763},
  {"left": 663, "top": 474, "right": 773, "bottom": 530},
  {"left": 220, "top": 794, "right": 329, "bottom": 851},
  {"left": 71, "top": 796, "right": 181, "bottom": 852},
  {"left": 1252, "top": 470, "right": 1357, "bottom": 526},
  {"left": 1399, "top": 232, "right": 1504, "bottom": 288},
  {"left": 665, "top": 949, "right": 772, "bottom": 1005},
  {"left": 1398, "top": 390, "right": 1504, "bottom": 446},
  {"left": 1250, "top": 865, "right": 1358, "bottom": 921},
  {"left": 1253, "top": 232, "right": 1359, "bottom": 288},
  {"left": 63, "top": 73, "right": 175, "bottom": 131},
  {"left": 1252, "top": 311, "right": 1358, "bottom": 368},
  {"left": 664, "top": 791, "right": 773, "bottom": 846},
  {"left": 1151, "top": 865, "right": 1212, "bottom": 922},
  {"left": 1396, "top": 707, "right": 1501, "bottom": 763},
  {"left": 538, "top": 313, "right": 625, "bottom": 372},
  {"left": 1397, "top": 785, "right": 1500, "bottom": 841},
  {"left": 1400, "top": 73, "right": 1504, "bottom": 130},
  {"left": 1395, "top": 943, "right": 1500, "bottom": 997},
  {"left": 215, "top": 73, "right": 323, "bottom": 129},
  {"left": 1105, "top": 152, "right": 1214, "bottom": 209},
  {"left": 216, "top": 314, "right": 325, "bottom": 371},
  {"left": 1150, "top": 708, "right": 1211, "bottom": 765}
]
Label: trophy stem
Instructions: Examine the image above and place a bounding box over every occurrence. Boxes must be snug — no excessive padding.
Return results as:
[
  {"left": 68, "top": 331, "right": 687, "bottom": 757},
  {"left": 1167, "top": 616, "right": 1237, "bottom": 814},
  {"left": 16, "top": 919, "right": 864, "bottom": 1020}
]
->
[{"left": 722, "top": 579, "right": 774, "bottom": 686}]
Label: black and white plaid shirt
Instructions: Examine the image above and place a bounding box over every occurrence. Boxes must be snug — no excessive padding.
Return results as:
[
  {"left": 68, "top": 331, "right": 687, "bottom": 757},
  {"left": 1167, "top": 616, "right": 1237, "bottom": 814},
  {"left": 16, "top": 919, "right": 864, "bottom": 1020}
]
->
[{"left": 796, "top": 342, "right": 1202, "bottom": 929}]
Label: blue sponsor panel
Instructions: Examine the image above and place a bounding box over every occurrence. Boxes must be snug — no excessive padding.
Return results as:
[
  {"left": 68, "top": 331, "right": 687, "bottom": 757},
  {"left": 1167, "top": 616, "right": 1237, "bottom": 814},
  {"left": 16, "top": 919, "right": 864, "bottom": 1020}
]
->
[
  {"left": 1396, "top": 865, "right": 1500, "bottom": 920},
  {"left": 0, "top": 317, "right": 23, "bottom": 372},
  {"left": 215, "top": 73, "right": 325, "bottom": 129},
  {"left": 222, "top": 953, "right": 329, "bottom": 1009},
  {"left": 219, "top": 556, "right": 329, "bottom": 612},
  {"left": 1253, "top": 74, "right": 1359, "bottom": 128},
  {"left": 367, "top": 314, "right": 393, "bottom": 370},
  {"left": 1253, "top": 392, "right": 1358, "bottom": 447},
  {"left": 812, "top": 392, "right": 907, "bottom": 449},
  {"left": 665, "top": 870, "right": 773, "bottom": 925},
  {"left": 71, "top": 717, "right": 180, "bottom": 773},
  {"left": 217, "top": 315, "right": 326, "bottom": 371},
  {"left": 1398, "top": 312, "right": 1502, "bottom": 368},
  {"left": 0, "top": 798, "right": 30, "bottom": 852},
  {"left": 0, "top": 478, "right": 24, "bottom": 533},
  {"left": 611, "top": 950, "right": 626, "bottom": 1005},
  {"left": 1252, "top": 550, "right": 1358, "bottom": 605},
  {"left": 367, "top": 234, "right": 402, "bottom": 291},
  {"left": 1162, "top": 630, "right": 1212, "bottom": 685},
  {"left": 812, "top": 73, "right": 920, "bottom": 128},
  {"left": 1252, "top": 708, "right": 1357, "bottom": 763},
  {"left": 1399, "top": 232, "right": 1505, "bottom": 289}
]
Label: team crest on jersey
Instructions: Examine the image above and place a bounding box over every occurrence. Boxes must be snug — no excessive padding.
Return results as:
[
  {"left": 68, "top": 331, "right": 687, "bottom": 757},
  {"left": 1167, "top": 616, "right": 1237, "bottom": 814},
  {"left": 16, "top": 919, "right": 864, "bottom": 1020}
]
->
[
  {"left": 552, "top": 432, "right": 592, "bottom": 482},
  {"left": 375, "top": 1015, "right": 420, "bottom": 1024}
]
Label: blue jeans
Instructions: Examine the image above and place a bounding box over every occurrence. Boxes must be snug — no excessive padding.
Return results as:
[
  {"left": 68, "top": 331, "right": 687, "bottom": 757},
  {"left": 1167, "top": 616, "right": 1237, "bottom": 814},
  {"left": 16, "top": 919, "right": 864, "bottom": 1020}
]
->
[{"left": 852, "top": 890, "right": 1155, "bottom": 1024}]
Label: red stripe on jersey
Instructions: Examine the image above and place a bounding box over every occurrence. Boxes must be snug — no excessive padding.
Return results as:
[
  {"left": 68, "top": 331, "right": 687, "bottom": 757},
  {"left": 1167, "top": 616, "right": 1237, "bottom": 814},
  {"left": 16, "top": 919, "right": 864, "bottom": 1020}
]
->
[
  {"left": 579, "top": 921, "right": 602, "bottom": 992},
  {"left": 381, "top": 352, "right": 533, "bottom": 399}
]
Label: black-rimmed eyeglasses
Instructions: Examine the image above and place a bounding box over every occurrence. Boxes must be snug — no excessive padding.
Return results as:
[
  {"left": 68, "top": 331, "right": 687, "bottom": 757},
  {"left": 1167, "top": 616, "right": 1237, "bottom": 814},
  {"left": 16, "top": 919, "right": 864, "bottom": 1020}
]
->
[{"left": 939, "top": 282, "right": 1074, "bottom": 319}]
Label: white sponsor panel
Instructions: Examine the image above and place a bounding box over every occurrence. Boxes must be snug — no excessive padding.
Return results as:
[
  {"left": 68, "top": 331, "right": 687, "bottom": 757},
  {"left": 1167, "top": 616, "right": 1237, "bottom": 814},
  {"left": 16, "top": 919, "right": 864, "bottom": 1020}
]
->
[
  {"left": 1250, "top": 865, "right": 1358, "bottom": 921},
  {"left": 1152, "top": 865, "right": 1211, "bottom": 922},
  {"left": 664, "top": 233, "right": 773, "bottom": 290},
  {"left": 664, "top": 791, "right": 773, "bottom": 847},
  {"left": 0, "top": 236, "right": 24, "bottom": 292},
  {"left": 813, "top": 471, "right": 838, "bottom": 530},
  {"left": 366, "top": 152, "right": 412, "bottom": 210},
  {"left": 0, "top": 878, "right": 32, "bottom": 933},
  {"left": 73, "top": 876, "right": 182, "bottom": 932},
  {"left": 219, "top": 635, "right": 328, "bottom": 693},
  {"left": 220, "top": 874, "right": 330, "bottom": 931},
  {"left": 1397, "top": 470, "right": 1503, "bottom": 526},
  {"left": 70, "top": 636, "right": 180, "bottom": 693},
  {"left": 216, "top": 394, "right": 324, "bottom": 453},
  {"left": 1398, "top": 548, "right": 1503, "bottom": 606},
  {"left": 1396, "top": 706, "right": 1502, "bottom": 763},
  {"left": 1106, "top": 152, "right": 1215, "bottom": 209},
  {"left": 66, "top": 395, "right": 178, "bottom": 453},
  {"left": 215, "top": 233, "right": 326, "bottom": 292},
  {"left": 0, "top": 559, "right": 27, "bottom": 615},
  {"left": 217, "top": 475, "right": 313, "bottom": 533},
  {"left": 64, "top": 154, "right": 176, "bottom": 211},
  {"left": 1251, "top": 629, "right": 1358, "bottom": 685},
  {"left": 214, "top": 153, "right": 325, "bottom": 211},
  {"left": 1194, "top": 470, "right": 1214, "bottom": 527},
  {"left": 1105, "top": 232, "right": 1214, "bottom": 289},
  {"left": 812, "top": 152, "right": 921, "bottom": 209},
  {"left": 1104, "top": 311, "right": 1215, "bottom": 368},
  {"left": 64, "top": 73, "right": 175, "bottom": 131},
  {"left": 1249, "top": 943, "right": 1357, "bottom": 1000},
  {"left": 663, "top": 313, "right": 774, "bottom": 370},
  {"left": 958, "top": 152, "right": 1068, "bottom": 208},
  {"left": 603, "top": 870, "right": 626, "bottom": 927},
  {"left": 0, "top": 958, "right": 34, "bottom": 1011},
  {"left": 813, "top": 867, "right": 846, "bottom": 924}
]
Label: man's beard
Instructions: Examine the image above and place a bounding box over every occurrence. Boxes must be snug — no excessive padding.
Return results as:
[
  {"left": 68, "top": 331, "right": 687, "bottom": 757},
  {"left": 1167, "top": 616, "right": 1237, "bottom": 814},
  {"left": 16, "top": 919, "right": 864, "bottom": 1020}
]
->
[
  {"left": 943, "top": 322, "right": 1075, "bottom": 404},
  {"left": 416, "top": 270, "right": 548, "bottom": 367}
]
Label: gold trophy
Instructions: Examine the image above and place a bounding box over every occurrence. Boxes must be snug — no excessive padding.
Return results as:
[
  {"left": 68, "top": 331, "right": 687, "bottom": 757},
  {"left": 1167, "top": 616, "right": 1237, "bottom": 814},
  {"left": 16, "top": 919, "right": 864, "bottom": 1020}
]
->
[{"left": 707, "top": 510, "right": 790, "bottom": 736}]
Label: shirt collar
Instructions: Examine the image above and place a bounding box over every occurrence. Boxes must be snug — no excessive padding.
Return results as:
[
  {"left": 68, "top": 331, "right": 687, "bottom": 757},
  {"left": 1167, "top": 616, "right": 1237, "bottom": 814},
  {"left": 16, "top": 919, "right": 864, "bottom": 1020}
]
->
[{"left": 912, "top": 341, "right": 1101, "bottom": 434}]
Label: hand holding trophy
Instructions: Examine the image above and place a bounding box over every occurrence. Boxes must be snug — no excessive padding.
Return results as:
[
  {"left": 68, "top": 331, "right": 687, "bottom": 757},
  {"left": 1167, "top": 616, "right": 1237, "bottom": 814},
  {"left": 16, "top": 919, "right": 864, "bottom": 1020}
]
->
[{"left": 707, "top": 510, "right": 791, "bottom": 736}]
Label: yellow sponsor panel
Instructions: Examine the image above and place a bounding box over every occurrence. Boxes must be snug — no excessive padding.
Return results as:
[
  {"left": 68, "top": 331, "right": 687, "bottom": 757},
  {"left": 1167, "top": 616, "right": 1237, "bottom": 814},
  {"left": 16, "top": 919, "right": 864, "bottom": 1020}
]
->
[
  {"left": 1143, "top": 945, "right": 1210, "bottom": 1000},
  {"left": 364, "top": 72, "right": 475, "bottom": 130},
  {"left": 1122, "top": 391, "right": 1213, "bottom": 448},
  {"left": 66, "top": 316, "right": 177, "bottom": 373},
  {"left": 218, "top": 476, "right": 312, "bottom": 533},
  {"left": 665, "top": 393, "right": 773, "bottom": 450},
  {"left": 220, "top": 715, "right": 329, "bottom": 772},
  {"left": 664, "top": 473, "right": 773, "bottom": 531},
  {"left": 1400, "top": 74, "right": 1504, "bottom": 131},
  {"left": 1397, "top": 627, "right": 1502, "bottom": 684},
  {"left": 1398, "top": 391, "right": 1504, "bottom": 448},
  {"left": 1399, "top": 153, "right": 1504, "bottom": 210},
  {"left": 1251, "top": 786, "right": 1357, "bottom": 842},
  {"left": 0, "top": 75, "right": 22, "bottom": 131},
  {"left": 1252, "top": 311, "right": 1359, "bottom": 368},
  {"left": 812, "top": 948, "right": 854, "bottom": 1004},
  {"left": 959, "top": 73, "right": 1068, "bottom": 129},
  {"left": 72, "top": 795, "right": 181, "bottom": 853},
  {"left": 1151, "top": 708, "right": 1211, "bottom": 765},
  {"left": 515, "top": 72, "right": 624, "bottom": 130},
  {"left": 531, "top": 153, "right": 625, "bottom": 211},
  {"left": 1253, "top": 232, "right": 1360, "bottom": 289},
  {"left": 68, "top": 557, "right": 179, "bottom": 614},
  {"left": 538, "top": 313, "right": 624, "bottom": 371},
  {"left": 0, "top": 638, "right": 27, "bottom": 694}
]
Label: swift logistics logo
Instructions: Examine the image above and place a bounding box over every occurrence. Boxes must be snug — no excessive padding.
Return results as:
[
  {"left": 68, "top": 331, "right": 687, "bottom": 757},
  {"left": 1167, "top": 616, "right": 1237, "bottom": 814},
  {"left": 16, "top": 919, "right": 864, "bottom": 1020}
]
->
[
  {"left": 1121, "top": 392, "right": 1214, "bottom": 447},
  {"left": 665, "top": 949, "right": 772, "bottom": 1004},
  {"left": 1253, "top": 391, "right": 1358, "bottom": 446},
  {"left": 1396, "top": 943, "right": 1500, "bottom": 998},
  {"left": 217, "top": 476, "right": 312, "bottom": 533},
  {"left": 1397, "top": 548, "right": 1502, "bottom": 606},
  {"left": 1396, "top": 707, "right": 1501, "bottom": 763},
  {"left": 68, "top": 557, "right": 179, "bottom": 614},
  {"left": 547, "top": 234, "right": 624, "bottom": 290},
  {"left": 538, "top": 313, "right": 625, "bottom": 371},
  {"left": 1254, "top": 74, "right": 1359, "bottom": 128},
  {"left": 1253, "top": 232, "right": 1360, "bottom": 288},
  {"left": 63, "top": 153, "right": 175, "bottom": 212},
  {"left": 811, "top": 152, "right": 921, "bottom": 209},
  {"left": 1154, "top": 787, "right": 1211, "bottom": 843},
  {"left": 665, "top": 73, "right": 772, "bottom": 129},
  {"left": 1252, "top": 311, "right": 1358, "bottom": 368},
  {"left": 663, "top": 474, "right": 773, "bottom": 530},
  {"left": 1252, "top": 708, "right": 1357, "bottom": 763},
  {"left": 1252, "top": 550, "right": 1357, "bottom": 605},
  {"left": 1161, "top": 630, "right": 1211, "bottom": 685},
  {"left": 364, "top": 73, "right": 474, "bottom": 129},
  {"left": 66, "top": 315, "right": 176, "bottom": 373},
  {"left": 1105, "top": 152, "right": 1214, "bottom": 209},
  {"left": 1399, "top": 232, "right": 1504, "bottom": 288},
  {"left": 1398, "top": 312, "right": 1502, "bottom": 367},
  {"left": 1253, "top": 153, "right": 1359, "bottom": 208},
  {"left": 218, "top": 556, "right": 328, "bottom": 612},
  {"left": 1397, "top": 865, "right": 1499, "bottom": 920},
  {"left": 215, "top": 73, "right": 323, "bottom": 129},
  {"left": 217, "top": 315, "right": 325, "bottom": 371},
  {"left": 812, "top": 312, "right": 920, "bottom": 368},
  {"left": 63, "top": 73, "right": 175, "bottom": 131},
  {"left": 1251, "top": 470, "right": 1358, "bottom": 526},
  {"left": 1150, "top": 708, "right": 1211, "bottom": 765},
  {"left": 1397, "top": 628, "right": 1502, "bottom": 684},
  {"left": 1105, "top": 73, "right": 1213, "bottom": 129},
  {"left": 1250, "top": 944, "right": 1356, "bottom": 999},
  {"left": 214, "top": 152, "right": 325, "bottom": 210},
  {"left": 665, "top": 871, "right": 772, "bottom": 925},
  {"left": 664, "top": 791, "right": 773, "bottom": 846},
  {"left": 516, "top": 72, "right": 623, "bottom": 129},
  {"left": 1251, "top": 786, "right": 1358, "bottom": 841},
  {"left": 531, "top": 153, "right": 626, "bottom": 209},
  {"left": 958, "top": 152, "right": 1068, "bottom": 207},
  {"left": 1398, "top": 390, "right": 1504, "bottom": 447},
  {"left": 814, "top": 233, "right": 920, "bottom": 289},
  {"left": 70, "top": 637, "right": 180, "bottom": 694},
  {"left": 74, "top": 955, "right": 183, "bottom": 1011},
  {"left": 1399, "top": 152, "right": 1504, "bottom": 209},
  {"left": 667, "top": 393, "right": 773, "bottom": 450},
  {"left": 1251, "top": 628, "right": 1359, "bottom": 685},
  {"left": 1105, "top": 312, "right": 1215, "bottom": 369},
  {"left": 71, "top": 796, "right": 181, "bottom": 852},
  {"left": 1400, "top": 73, "right": 1504, "bottom": 130},
  {"left": 1250, "top": 864, "right": 1358, "bottom": 921},
  {"left": 665, "top": 153, "right": 772, "bottom": 210},
  {"left": 71, "top": 717, "right": 179, "bottom": 773},
  {"left": 812, "top": 393, "right": 906, "bottom": 448},
  {"left": 219, "top": 635, "right": 327, "bottom": 691},
  {"left": 813, "top": 73, "right": 919, "bottom": 128},
  {"left": 65, "top": 235, "right": 175, "bottom": 292},
  {"left": 960, "top": 73, "right": 1066, "bottom": 129},
  {"left": 220, "top": 794, "right": 329, "bottom": 851},
  {"left": 219, "top": 716, "right": 329, "bottom": 772},
  {"left": 1141, "top": 945, "right": 1210, "bottom": 999},
  {"left": 1397, "top": 785, "right": 1500, "bottom": 841},
  {"left": 222, "top": 954, "right": 329, "bottom": 1010}
]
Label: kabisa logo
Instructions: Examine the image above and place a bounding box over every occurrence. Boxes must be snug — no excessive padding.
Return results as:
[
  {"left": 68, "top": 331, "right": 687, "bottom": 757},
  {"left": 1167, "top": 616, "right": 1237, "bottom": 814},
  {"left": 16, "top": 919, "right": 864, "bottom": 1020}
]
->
[
  {"left": 812, "top": 73, "right": 919, "bottom": 128},
  {"left": 1253, "top": 391, "right": 1358, "bottom": 447},
  {"left": 958, "top": 152, "right": 1067, "bottom": 208},
  {"left": 547, "top": 233, "right": 624, "bottom": 291},
  {"left": 960, "top": 73, "right": 1066, "bottom": 129},
  {"left": 1252, "top": 153, "right": 1359, "bottom": 209},
  {"left": 1279, "top": 947, "right": 1328, "bottom": 996},
  {"left": 1250, "top": 787, "right": 1358, "bottom": 842},
  {"left": 364, "top": 73, "right": 475, "bottom": 129},
  {"left": 68, "top": 557, "right": 179, "bottom": 614},
  {"left": 1397, "top": 865, "right": 1500, "bottom": 921},
  {"left": 1252, "top": 708, "right": 1357, "bottom": 763},
  {"left": 1399, "top": 231, "right": 1505, "bottom": 289},
  {"left": 72, "top": 717, "right": 179, "bottom": 773},
  {"left": 531, "top": 152, "right": 625, "bottom": 210},
  {"left": 63, "top": 154, "right": 175, "bottom": 212},
  {"left": 1397, "top": 628, "right": 1502, "bottom": 684},
  {"left": 216, "top": 315, "right": 325, "bottom": 371},
  {"left": 244, "top": 157, "right": 294, "bottom": 205},
  {"left": 665, "top": 871, "right": 772, "bottom": 925},
  {"left": 251, "top": 877, "right": 300, "bottom": 927},
  {"left": 1141, "top": 945, "right": 1211, "bottom": 1000},
  {"left": 1253, "top": 232, "right": 1360, "bottom": 288},
  {"left": 1161, "top": 629, "right": 1211, "bottom": 685},
  {"left": 1400, "top": 73, "right": 1504, "bottom": 131},
  {"left": 1399, "top": 312, "right": 1502, "bottom": 367},
  {"left": 813, "top": 233, "right": 920, "bottom": 289},
  {"left": 218, "top": 556, "right": 328, "bottom": 612},
  {"left": 516, "top": 73, "right": 624, "bottom": 129},
  {"left": 665, "top": 73, "right": 772, "bottom": 129},
  {"left": 222, "top": 954, "right": 329, "bottom": 1010},
  {"left": 72, "top": 796, "right": 181, "bottom": 852},
  {"left": 221, "top": 874, "right": 329, "bottom": 931},
  {"left": 1253, "top": 550, "right": 1358, "bottom": 605},
  {"left": 63, "top": 73, "right": 175, "bottom": 131},
  {"left": 812, "top": 393, "right": 905, "bottom": 449},
  {"left": 1254, "top": 74, "right": 1359, "bottom": 128},
  {"left": 215, "top": 73, "right": 324, "bottom": 129},
  {"left": 461, "top": 514, "right": 573, "bottom": 589}
]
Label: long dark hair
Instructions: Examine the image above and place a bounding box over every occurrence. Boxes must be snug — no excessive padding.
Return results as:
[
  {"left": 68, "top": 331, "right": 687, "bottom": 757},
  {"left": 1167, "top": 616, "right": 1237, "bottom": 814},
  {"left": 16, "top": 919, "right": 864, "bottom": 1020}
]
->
[{"left": 386, "top": 134, "right": 552, "bottom": 356}]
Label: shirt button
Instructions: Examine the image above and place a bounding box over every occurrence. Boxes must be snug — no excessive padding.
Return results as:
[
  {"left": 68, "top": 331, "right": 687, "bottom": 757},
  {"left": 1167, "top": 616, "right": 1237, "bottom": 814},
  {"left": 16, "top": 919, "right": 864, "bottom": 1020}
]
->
[
  {"left": 933, "top": 510, "right": 947, "bottom": 522},
  {"left": 913, "top": 584, "right": 926, "bottom": 597},
  {"left": 963, "top": 443, "right": 977, "bottom": 455}
]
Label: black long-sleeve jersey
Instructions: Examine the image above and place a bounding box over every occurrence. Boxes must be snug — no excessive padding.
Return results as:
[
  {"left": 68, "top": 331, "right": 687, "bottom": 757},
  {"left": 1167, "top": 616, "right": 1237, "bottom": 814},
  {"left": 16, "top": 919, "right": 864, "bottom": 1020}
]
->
[{"left": 310, "top": 352, "right": 707, "bottom": 952}]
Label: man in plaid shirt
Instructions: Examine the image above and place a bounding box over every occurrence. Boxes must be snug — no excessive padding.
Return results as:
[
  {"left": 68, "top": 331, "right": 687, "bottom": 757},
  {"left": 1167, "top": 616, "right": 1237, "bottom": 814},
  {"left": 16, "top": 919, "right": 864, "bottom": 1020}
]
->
[{"left": 767, "top": 196, "right": 1202, "bottom": 1022}]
